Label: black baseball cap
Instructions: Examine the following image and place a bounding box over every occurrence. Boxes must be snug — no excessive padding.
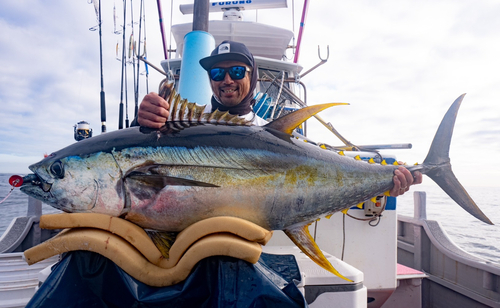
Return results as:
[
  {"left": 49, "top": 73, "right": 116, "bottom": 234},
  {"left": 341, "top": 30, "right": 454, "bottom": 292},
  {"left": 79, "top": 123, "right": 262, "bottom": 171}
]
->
[{"left": 199, "top": 40, "right": 254, "bottom": 71}]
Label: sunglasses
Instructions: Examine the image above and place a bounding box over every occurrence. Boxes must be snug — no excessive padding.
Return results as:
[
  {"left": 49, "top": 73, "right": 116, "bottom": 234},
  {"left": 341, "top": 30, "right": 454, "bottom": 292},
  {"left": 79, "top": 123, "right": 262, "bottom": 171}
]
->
[{"left": 209, "top": 66, "right": 250, "bottom": 81}]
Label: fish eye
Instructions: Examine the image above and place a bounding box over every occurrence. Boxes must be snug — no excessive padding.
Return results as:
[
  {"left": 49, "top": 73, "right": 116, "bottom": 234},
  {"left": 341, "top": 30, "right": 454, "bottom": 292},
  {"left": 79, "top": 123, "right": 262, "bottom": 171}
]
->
[{"left": 49, "top": 160, "right": 65, "bottom": 179}]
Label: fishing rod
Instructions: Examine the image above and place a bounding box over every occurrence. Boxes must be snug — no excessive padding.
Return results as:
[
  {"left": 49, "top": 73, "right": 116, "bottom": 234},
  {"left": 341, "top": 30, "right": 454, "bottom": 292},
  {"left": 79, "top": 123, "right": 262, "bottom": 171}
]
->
[
  {"left": 118, "top": 0, "right": 127, "bottom": 129},
  {"left": 156, "top": 0, "right": 168, "bottom": 59},
  {"left": 134, "top": 0, "right": 145, "bottom": 119},
  {"left": 143, "top": 0, "right": 150, "bottom": 94},
  {"left": 98, "top": 0, "right": 107, "bottom": 133},
  {"left": 125, "top": 34, "right": 131, "bottom": 128},
  {"left": 293, "top": 0, "right": 310, "bottom": 63},
  {"left": 128, "top": 0, "right": 136, "bottom": 128}
]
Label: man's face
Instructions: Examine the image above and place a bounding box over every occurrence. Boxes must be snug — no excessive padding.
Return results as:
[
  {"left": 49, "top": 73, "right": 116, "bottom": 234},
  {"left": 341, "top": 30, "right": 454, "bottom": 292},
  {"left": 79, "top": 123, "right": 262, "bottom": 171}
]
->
[{"left": 210, "top": 60, "right": 251, "bottom": 107}]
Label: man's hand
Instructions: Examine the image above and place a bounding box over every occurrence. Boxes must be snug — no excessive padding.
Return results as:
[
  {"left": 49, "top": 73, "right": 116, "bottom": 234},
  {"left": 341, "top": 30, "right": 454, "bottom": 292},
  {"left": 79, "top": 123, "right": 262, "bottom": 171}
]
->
[
  {"left": 390, "top": 165, "right": 422, "bottom": 197},
  {"left": 137, "top": 92, "right": 170, "bottom": 129}
]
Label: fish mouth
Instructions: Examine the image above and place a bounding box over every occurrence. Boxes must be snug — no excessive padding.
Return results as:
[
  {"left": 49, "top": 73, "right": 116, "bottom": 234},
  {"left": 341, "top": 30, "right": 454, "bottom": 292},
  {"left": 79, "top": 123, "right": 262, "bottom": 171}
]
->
[{"left": 21, "top": 173, "right": 52, "bottom": 193}]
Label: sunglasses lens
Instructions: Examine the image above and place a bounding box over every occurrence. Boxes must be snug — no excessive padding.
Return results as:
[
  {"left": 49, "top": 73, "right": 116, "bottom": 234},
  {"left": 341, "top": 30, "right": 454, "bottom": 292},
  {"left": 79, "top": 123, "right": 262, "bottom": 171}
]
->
[
  {"left": 210, "top": 66, "right": 248, "bottom": 81},
  {"left": 210, "top": 68, "right": 226, "bottom": 81},
  {"left": 228, "top": 66, "right": 247, "bottom": 80}
]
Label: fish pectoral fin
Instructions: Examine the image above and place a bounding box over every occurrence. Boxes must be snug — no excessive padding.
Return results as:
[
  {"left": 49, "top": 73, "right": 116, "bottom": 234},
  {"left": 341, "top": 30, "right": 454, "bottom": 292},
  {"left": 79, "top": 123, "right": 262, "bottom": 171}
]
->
[
  {"left": 284, "top": 224, "right": 353, "bottom": 282},
  {"left": 127, "top": 173, "right": 219, "bottom": 189},
  {"left": 264, "top": 103, "right": 348, "bottom": 135},
  {"left": 146, "top": 230, "right": 178, "bottom": 259}
]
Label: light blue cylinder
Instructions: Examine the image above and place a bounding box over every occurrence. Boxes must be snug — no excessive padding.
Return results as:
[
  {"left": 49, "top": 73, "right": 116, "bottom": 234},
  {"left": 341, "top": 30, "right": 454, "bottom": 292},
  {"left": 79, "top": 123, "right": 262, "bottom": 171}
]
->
[{"left": 177, "top": 31, "right": 215, "bottom": 106}]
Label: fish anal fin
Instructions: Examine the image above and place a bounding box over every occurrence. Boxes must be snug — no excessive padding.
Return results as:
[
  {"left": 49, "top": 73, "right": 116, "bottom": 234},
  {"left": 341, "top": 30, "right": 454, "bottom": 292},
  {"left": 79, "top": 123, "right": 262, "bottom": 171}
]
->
[
  {"left": 284, "top": 225, "right": 353, "bottom": 282},
  {"left": 265, "top": 103, "right": 348, "bottom": 135}
]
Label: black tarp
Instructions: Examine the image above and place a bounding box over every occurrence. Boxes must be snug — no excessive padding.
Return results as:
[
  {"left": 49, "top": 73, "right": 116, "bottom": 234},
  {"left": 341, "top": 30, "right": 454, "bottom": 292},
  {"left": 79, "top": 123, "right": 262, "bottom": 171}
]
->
[{"left": 27, "top": 251, "right": 307, "bottom": 308}]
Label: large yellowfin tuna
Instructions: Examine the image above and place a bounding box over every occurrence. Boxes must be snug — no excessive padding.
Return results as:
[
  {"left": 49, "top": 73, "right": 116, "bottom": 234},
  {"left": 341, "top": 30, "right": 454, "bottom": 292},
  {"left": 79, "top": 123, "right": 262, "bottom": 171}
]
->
[{"left": 19, "top": 92, "right": 492, "bottom": 281}]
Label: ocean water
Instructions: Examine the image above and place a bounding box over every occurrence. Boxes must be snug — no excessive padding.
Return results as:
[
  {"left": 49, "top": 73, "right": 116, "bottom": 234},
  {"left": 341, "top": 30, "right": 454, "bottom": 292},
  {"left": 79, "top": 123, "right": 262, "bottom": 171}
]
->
[
  {"left": 397, "top": 183, "right": 500, "bottom": 265},
  {"left": 0, "top": 173, "right": 499, "bottom": 265}
]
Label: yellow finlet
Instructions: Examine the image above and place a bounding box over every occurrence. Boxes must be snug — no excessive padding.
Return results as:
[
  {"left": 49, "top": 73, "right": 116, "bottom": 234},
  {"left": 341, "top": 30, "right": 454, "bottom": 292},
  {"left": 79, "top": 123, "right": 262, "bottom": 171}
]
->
[
  {"left": 338, "top": 151, "right": 345, "bottom": 156},
  {"left": 370, "top": 197, "right": 377, "bottom": 203},
  {"left": 320, "top": 144, "right": 327, "bottom": 150},
  {"left": 264, "top": 103, "right": 348, "bottom": 135},
  {"left": 381, "top": 160, "right": 387, "bottom": 165},
  {"left": 341, "top": 209, "right": 348, "bottom": 214},
  {"left": 354, "top": 155, "right": 361, "bottom": 161},
  {"left": 368, "top": 158, "right": 375, "bottom": 164},
  {"left": 325, "top": 214, "right": 333, "bottom": 219},
  {"left": 393, "top": 161, "right": 399, "bottom": 166},
  {"left": 356, "top": 203, "right": 364, "bottom": 209},
  {"left": 384, "top": 190, "right": 391, "bottom": 197}
]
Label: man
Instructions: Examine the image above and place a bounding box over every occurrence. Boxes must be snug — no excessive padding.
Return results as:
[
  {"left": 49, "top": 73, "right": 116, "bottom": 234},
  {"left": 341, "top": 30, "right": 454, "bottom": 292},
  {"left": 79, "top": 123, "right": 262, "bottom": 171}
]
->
[
  {"left": 136, "top": 40, "right": 266, "bottom": 127},
  {"left": 135, "top": 40, "right": 421, "bottom": 195}
]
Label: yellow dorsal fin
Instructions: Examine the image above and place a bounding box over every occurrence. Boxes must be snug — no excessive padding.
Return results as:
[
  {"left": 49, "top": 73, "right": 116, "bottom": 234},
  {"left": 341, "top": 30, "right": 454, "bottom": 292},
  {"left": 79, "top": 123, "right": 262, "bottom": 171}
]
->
[
  {"left": 264, "top": 103, "right": 348, "bottom": 135},
  {"left": 284, "top": 225, "right": 353, "bottom": 282}
]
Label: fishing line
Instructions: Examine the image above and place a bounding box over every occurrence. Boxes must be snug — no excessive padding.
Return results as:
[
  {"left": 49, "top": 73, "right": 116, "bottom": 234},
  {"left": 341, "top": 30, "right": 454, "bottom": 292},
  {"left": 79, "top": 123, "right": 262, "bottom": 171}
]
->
[
  {"left": 0, "top": 176, "right": 23, "bottom": 205},
  {"left": 0, "top": 188, "right": 14, "bottom": 205}
]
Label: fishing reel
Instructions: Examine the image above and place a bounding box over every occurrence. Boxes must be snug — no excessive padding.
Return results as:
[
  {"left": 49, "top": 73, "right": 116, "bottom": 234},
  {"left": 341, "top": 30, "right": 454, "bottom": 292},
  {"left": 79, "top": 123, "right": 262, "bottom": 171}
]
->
[{"left": 74, "top": 121, "right": 93, "bottom": 141}]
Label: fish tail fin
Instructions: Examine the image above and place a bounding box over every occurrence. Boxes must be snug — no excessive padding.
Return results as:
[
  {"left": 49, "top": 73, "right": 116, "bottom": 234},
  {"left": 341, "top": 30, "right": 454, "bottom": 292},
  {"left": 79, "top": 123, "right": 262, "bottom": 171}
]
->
[
  {"left": 419, "top": 94, "right": 493, "bottom": 225},
  {"left": 285, "top": 224, "right": 353, "bottom": 282}
]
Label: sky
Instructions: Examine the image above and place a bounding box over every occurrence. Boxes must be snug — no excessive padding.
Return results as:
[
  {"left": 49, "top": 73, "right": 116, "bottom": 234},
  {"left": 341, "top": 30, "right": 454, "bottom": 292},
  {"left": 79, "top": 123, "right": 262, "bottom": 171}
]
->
[{"left": 0, "top": 0, "right": 499, "bottom": 188}]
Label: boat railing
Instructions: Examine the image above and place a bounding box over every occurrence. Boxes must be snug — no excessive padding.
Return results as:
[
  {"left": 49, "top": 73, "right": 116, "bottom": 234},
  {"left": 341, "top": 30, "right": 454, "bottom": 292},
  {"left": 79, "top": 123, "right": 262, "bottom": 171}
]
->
[
  {"left": 0, "top": 197, "right": 59, "bottom": 254},
  {"left": 397, "top": 191, "right": 500, "bottom": 307}
]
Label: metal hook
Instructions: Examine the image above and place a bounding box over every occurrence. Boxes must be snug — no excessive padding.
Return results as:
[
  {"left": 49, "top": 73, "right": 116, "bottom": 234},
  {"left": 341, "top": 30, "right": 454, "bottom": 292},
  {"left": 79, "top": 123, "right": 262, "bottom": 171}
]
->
[
  {"left": 318, "top": 45, "right": 329, "bottom": 61},
  {"left": 298, "top": 45, "right": 330, "bottom": 79}
]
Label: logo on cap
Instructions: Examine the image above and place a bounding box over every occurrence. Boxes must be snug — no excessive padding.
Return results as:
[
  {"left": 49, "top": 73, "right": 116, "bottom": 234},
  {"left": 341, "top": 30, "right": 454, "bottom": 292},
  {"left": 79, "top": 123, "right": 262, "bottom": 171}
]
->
[{"left": 218, "top": 43, "right": 230, "bottom": 54}]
